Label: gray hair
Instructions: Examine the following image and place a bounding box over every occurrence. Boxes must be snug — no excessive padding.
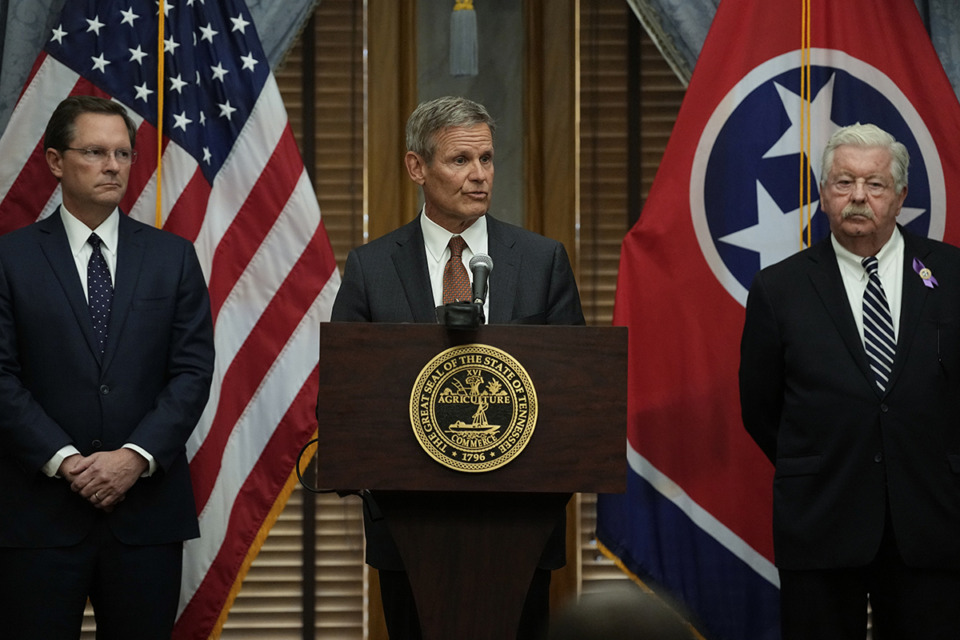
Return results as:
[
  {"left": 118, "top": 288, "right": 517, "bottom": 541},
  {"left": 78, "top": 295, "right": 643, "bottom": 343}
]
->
[
  {"left": 820, "top": 123, "right": 909, "bottom": 194},
  {"left": 405, "top": 96, "right": 495, "bottom": 163}
]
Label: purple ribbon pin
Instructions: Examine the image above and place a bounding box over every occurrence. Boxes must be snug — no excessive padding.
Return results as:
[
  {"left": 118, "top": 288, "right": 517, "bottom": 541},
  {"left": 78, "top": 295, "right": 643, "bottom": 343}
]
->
[{"left": 913, "top": 257, "right": 938, "bottom": 288}]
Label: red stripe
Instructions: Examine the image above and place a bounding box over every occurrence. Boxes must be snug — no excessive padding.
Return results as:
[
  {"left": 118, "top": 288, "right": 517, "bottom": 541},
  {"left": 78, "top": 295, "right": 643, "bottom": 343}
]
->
[
  {"left": 190, "top": 223, "right": 336, "bottom": 514},
  {"left": 0, "top": 78, "right": 114, "bottom": 234},
  {"left": 163, "top": 170, "right": 212, "bottom": 241},
  {"left": 173, "top": 367, "right": 319, "bottom": 640},
  {"left": 118, "top": 123, "right": 165, "bottom": 216},
  {"left": 0, "top": 140, "right": 58, "bottom": 234},
  {"left": 206, "top": 125, "right": 304, "bottom": 323}
]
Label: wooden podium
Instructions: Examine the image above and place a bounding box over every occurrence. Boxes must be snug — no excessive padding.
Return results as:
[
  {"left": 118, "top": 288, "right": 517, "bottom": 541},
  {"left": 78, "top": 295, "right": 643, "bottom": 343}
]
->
[{"left": 316, "top": 323, "right": 626, "bottom": 639}]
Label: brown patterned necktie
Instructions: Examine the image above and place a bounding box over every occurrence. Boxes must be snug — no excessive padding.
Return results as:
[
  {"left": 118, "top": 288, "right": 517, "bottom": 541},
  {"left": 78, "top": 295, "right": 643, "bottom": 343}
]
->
[{"left": 443, "top": 236, "right": 472, "bottom": 304}]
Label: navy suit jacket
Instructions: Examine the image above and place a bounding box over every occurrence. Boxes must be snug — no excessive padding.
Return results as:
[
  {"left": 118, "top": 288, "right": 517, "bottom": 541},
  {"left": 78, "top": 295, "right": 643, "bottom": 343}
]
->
[
  {"left": 0, "top": 210, "right": 215, "bottom": 548},
  {"left": 331, "top": 213, "right": 585, "bottom": 569},
  {"left": 740, "top": 227, "right": 960, "bottom": 570}
]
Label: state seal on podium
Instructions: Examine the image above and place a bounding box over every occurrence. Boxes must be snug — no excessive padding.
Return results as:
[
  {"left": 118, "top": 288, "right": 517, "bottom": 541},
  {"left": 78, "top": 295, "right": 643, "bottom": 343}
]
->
[{"left": 409, "top": 344, "right": 538, "bottom": 472}]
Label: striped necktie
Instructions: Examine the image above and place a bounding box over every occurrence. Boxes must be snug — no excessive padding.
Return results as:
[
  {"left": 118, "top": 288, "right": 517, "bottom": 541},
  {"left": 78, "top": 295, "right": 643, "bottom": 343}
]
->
[{"left": 861, "top": 255, "right": 896, "bottom": 391}]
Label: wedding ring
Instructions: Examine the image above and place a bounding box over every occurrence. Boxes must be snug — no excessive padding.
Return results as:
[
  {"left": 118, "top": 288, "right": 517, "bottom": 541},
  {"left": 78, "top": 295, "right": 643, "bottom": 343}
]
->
[{"left": 95, "top": 491, "right": 101, "bottom": 500}]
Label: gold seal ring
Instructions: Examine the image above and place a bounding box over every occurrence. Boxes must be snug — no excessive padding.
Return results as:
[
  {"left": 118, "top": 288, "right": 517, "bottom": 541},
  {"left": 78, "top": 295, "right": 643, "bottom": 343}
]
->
[{"left": 410, "top": 343, "right": 538, "bottom": 473}]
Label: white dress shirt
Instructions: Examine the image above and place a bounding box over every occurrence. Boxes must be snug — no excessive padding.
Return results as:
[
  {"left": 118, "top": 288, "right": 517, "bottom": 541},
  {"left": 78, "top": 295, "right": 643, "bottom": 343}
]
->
[
  {"left": 832, "top": 227, "right": 904, "bottom": 347},
  {"left": 420, "top": 212, "right": 490, "bottom": 321},
  {"left": 42, "top": 207, "right": 156, "bottom": 478}
]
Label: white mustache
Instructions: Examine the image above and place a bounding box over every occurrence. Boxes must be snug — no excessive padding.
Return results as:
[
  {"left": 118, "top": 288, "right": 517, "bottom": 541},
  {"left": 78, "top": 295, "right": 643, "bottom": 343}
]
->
[{"left": 841, "top": 204, "right": 874, "bottom": 220}]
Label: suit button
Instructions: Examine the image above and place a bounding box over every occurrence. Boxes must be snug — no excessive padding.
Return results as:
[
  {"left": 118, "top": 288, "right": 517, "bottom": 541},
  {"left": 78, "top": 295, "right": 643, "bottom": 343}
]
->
[
  {"left": 99, "top": 385, "right": 110, "bottom": 395},
  {"left": 92, "top": 440, "right": 102, "bottom": 449},
  {"left": 880, "top": 404, "right": 889, "bottom": 413},
  {"left": 874, "top": 452, "right": 883, "bottom": 463}
]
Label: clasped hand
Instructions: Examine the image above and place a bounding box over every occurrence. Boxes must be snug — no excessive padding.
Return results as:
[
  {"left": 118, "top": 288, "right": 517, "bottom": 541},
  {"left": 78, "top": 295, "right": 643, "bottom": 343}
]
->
[{"left": 59, "top": 449, "right": 148, "bottom": 511}]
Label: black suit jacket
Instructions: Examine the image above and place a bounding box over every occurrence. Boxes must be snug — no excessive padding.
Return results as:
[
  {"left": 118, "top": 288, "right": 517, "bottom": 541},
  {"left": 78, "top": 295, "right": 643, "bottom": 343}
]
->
[
  {"left": 331, "top": 213, "right": 585, "bottom": 569},
  {"left": 739, "top": 227, "right": 960, "bottom": 570},
  {"left": 0, "top": 210, "right": 215, "bottom": 547}
]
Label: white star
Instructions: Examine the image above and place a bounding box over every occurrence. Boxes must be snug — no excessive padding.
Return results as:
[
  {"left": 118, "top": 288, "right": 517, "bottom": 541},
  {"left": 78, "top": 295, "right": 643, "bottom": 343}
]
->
[
  {"left": 199, "top": 24, "right": 218, "bottom": 43},
  {"left": 120, "top": 8, "right": 139, "bottom": 27},
  {"left": 169, "top": 74, "right": 188, "bottom": 93},
  {"left": 50, "top": 25, "right": 67, "bottom": 44},
  {"left": 230, "top": 14, "right": 250, "bottom": 34},
  {"left": 134, "top": 83, "right": 154, "bottom": 102},
  {"left": 763, "top": 74, "right": 841, "bottom": 186},
  {"left": 129, "top": 46, "right": 148, "bottom": 64},
  {"left": 210, "top": 63, "right": 229, "bottom": 82},
  {"left": 91, "top": 54, "right": 110, "bottom": 73},
  {"left": 218, "top": 100, "right": 237, "bottom": 119},
  {"left": 187, "top": 0, "right": 204, "bottom": 5},
  {"left": 173, "top": 111, "right": 193, "bottom": 131},
  {"left": 896, "top": 207, "right": 926, "bottom": 227},
  {"left": 719, "top": 181, "right": 809, "bottom": 269},
  {"left": 86, "top": 16, "right": 105, "bottom": 36},
  {"left": 199, "top": 111, "right": 207, "bottom": 126},
  {"left": 157, "top": 1, "right": 174, "bottom": 18},
  {"left": 240, "top": 53, "right": 258, "bottom": 72},
  {"left": 203, "top": 147, "right": 212, "bottom": 164},
  {"left": 164, "top": 36, "right": 180, "bottom": 54}
]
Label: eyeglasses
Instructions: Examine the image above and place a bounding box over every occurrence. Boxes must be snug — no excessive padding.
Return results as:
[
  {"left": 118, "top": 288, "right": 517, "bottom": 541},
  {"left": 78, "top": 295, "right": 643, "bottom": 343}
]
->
[
  {"left": 63, "top": 146, "right": 137, "bottom": 165},
  {"left": 827, "top": 177, "right": 891, "bottom": 197}
]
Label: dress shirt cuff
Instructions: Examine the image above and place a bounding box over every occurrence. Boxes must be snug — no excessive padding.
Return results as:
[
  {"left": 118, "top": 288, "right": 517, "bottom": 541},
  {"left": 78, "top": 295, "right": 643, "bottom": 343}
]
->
[
  {"left": 43, "top": 445, "right": 82, "bottom": 478},
  {"left": 123, "top": 444, "right": 157, "bottom": 477}
]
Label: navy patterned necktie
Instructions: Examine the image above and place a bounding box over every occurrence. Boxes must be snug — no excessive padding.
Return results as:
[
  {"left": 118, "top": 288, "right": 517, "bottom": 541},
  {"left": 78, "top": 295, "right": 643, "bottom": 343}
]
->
[
  {"left": 443, "top": 236, "right": 472, "bottom": 304},
  {"left": 861, "top": 256, "right": 896, "bottom": 391},
  {"left": 87, "top": 233, "right": 113, "bottom": 355}
]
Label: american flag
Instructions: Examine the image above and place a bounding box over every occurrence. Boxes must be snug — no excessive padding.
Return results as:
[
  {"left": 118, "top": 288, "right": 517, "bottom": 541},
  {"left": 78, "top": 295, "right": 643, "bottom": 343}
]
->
[{"left": 0, "top": 0, "right": 340, "bottom": 637}]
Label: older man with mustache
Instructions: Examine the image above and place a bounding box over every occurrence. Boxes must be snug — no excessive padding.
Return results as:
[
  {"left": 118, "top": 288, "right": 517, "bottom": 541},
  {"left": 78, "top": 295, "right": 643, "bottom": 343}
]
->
[{"left": 739, "top": 123, "right": 960, "bottom": 640}]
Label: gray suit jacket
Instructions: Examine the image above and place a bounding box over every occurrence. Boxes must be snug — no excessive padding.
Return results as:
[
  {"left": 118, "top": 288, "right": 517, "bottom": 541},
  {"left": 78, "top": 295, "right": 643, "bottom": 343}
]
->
[{"left": 331, "top": 213, "right": 585, "bottom": 569}]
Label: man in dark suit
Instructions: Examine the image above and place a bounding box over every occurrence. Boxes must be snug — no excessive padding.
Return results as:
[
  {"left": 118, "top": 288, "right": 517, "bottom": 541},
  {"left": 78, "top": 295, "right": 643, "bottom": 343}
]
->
[
  {"left": 739, "top": 123, "right": 960, "bottom": 639},
  {"left": 331, "top": 96, "right": 584, "bottom": 638},
  {"left": 0, "top": 96, "right": 214, "bottom": 638}
]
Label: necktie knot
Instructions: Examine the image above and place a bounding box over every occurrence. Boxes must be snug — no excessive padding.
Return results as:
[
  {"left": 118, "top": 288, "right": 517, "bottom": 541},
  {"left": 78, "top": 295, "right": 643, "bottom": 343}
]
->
[
  {"left": 88, "top": 233, "right": 103, "bottom": 250},
  {"left": 862, "top": 255, "right": 879, "bottom": 277},
  {"left": 449, "top": 235, "right": 466, "bottom": 258}
]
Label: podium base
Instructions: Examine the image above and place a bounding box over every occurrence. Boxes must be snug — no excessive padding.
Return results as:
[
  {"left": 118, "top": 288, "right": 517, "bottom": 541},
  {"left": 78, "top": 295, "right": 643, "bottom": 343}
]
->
[{"left": 375, "top": 491, "right": 571, "bottom": 640}]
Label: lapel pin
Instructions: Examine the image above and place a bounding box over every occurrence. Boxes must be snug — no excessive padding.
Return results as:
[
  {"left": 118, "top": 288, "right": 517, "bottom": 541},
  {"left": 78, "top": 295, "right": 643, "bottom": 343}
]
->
[{"left": 912, "top": 257, "right": 938, "bottom": 289}]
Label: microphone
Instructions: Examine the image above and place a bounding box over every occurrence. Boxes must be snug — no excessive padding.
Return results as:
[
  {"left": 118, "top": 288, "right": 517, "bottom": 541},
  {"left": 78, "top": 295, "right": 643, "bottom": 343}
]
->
[{"left": 469, "top": 253, "right": 493, "bottom": 306}]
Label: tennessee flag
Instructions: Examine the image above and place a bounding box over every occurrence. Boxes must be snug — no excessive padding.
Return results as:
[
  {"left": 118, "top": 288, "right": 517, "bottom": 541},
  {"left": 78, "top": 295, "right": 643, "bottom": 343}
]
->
[
  {"left": 0, "top": 0, "right": 339, "bottom": 637},
  {"left": 597, "top": 0, "right": 960, "bottom": 638}
]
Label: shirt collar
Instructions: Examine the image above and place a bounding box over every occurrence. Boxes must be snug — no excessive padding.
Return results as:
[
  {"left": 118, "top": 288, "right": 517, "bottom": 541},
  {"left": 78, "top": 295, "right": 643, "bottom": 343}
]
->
[
  {"left": 421, "top": 211, "right": 488, "bottom": 263},
  {"left": 60, "top": 206, "right": 120, "bottom": 257},
  {"left": 831, "top": 226, "right": 903, "bottom": 281}
]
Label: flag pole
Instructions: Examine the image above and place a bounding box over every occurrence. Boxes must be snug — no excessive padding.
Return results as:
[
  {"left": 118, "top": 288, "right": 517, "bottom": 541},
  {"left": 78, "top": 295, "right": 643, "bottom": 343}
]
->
[
  {"left": 155, "top": 0, "right": 165, "bottom": 229},
  {"left": 800, "top": 0, "right": 812, "bottom": 249}
]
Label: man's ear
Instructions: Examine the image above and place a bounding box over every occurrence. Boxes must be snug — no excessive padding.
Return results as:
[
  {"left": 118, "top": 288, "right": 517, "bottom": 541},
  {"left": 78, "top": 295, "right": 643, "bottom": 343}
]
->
[
  {"left": 404, "top": 151, "right": 426, "bottom": 185},
  {"left": 46, "top": 148, "right": 64, "bottom": 181}
]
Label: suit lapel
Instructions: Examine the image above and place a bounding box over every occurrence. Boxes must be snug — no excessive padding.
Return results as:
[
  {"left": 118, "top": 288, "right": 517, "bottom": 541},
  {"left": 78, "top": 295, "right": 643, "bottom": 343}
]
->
[
  {"left": 889, "top": 230, "right": 933, "bottom": 392},
  {"left": 102, "top": 214, "right": 144, "bottom": 368},
  {"left": 36, "top": 211, "right": 103, "bottom": 361},
  {"left": 806, "top": 238, "right": 876, "bottom": 387},
  {"left": 390, "top": 218, "right": 439, "bottom": 323},
  {"left": 486, "top": 216, "right": 520, "bottom": 324}
]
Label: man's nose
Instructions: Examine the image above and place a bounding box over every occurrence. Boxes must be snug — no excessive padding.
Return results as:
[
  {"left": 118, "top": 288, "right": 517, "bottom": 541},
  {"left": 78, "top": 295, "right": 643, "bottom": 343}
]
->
[
  {"left": 468, "top": 160, "right": 489, "bottom": 181},
  {"left": 850, "top": 180, "right": 868, "bottom": 200}
]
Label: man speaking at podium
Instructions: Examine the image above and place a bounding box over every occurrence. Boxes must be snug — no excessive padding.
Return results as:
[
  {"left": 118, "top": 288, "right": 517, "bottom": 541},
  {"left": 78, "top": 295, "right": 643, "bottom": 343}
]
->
[{"left": 331, "top": 96, "right": 584, "bottom": 638}]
